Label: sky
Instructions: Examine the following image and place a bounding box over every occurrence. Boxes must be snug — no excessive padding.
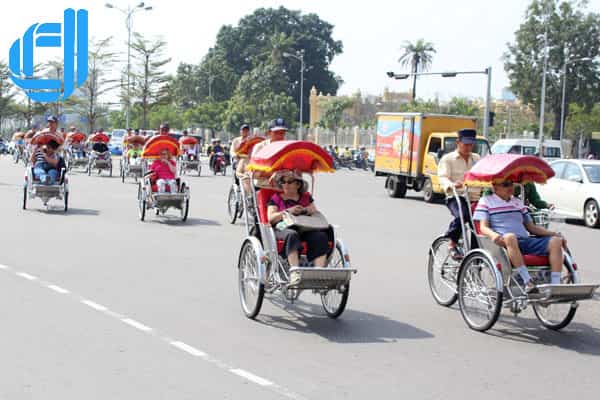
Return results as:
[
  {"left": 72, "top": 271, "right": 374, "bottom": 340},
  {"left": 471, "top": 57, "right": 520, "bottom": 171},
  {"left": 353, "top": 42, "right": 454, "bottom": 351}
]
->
[{"left": 2, "top": 0, "right": 600, "bottom": 103}]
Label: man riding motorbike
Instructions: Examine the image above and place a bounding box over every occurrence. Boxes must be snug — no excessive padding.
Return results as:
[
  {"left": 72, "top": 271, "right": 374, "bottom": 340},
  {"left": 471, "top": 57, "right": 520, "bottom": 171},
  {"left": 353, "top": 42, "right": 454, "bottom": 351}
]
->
[{"left": 209, "top": 139, "right": 225, "bottom": 172}]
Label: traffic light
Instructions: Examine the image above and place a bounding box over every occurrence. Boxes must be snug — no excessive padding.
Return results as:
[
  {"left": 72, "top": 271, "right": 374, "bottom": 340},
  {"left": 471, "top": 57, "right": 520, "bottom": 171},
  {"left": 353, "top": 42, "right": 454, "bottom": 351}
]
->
[{"left": 488, "top": 111, "right": 495, "bottom": 127}]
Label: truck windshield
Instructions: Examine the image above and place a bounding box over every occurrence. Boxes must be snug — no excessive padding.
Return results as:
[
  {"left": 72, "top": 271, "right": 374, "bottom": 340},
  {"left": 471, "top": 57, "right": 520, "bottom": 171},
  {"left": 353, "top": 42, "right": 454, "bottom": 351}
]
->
[{"left": 444, "top": 138, "right": 490, "bottom": 157}]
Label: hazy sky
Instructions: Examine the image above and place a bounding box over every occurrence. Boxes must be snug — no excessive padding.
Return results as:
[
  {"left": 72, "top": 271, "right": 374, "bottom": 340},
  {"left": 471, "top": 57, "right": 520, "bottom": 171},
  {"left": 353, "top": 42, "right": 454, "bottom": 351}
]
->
[{"left": 3, "top": 0, "right": 599, "bottom": 102}]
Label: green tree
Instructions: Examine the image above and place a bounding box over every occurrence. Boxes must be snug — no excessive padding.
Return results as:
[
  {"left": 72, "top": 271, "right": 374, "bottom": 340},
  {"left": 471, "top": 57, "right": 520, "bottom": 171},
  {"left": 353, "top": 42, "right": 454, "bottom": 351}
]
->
[
  {"left": 446, "top": 97, "right": 479, "bottom": 116},
  {"left": 183, "top": 101, "right": 228, "bottom": 136},
  {"left": 504, "top": 0, "right": 600, "bottom": 139},
  {"left": 397, "top": 39, "right": 436, "bottom": 101},
  {"left": 209, "top": 7, "right": 343, "bottom": 124},
  {"left": 131, "top": 33, "right": 171, "bottom": 129},
  {"left": 71, "top": 37, "right": 118, "bottom": 133},
  {"left": 0, "top": 61, "right": 17, "bottom": 134},
  {"left": 318, "top": 98, "right": 353, "bottom": 129}
]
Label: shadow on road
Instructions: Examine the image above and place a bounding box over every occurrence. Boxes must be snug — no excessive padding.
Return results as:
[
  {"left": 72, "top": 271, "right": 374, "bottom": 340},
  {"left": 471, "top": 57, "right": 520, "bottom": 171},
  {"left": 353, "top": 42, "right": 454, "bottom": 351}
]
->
[
  {"left": 35, "top": 208, "right": 100, "bottom": 216},
  {"left": 152, "top": 217, "right": 221, "bottom": 226},
  {"left": 258, "top": 298, "right": 434, "bottom": 343},
  {"left": 487, "top": 316, "right": 600, "bottom": 357}
]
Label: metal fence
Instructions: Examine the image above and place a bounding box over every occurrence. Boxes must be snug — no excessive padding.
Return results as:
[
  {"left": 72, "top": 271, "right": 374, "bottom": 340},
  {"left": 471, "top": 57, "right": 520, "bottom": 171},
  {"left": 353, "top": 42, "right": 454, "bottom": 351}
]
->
[{"left": 305, "top": 126, "right": 375, "bottom": 149}]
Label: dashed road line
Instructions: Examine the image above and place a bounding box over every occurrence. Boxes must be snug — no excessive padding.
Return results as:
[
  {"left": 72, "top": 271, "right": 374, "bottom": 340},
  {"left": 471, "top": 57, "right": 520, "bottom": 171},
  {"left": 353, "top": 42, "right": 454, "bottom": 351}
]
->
[
  {"left": 121, "top": 317, "right": 153, "bottom": 333},
  {"left": 170, "top": 341, "right": 207, "bottom": 358},
  {"left": 16, "top": 272, "right": 37, "bottom": 280},
  {"left": 46, "top": 284, "right": 69, "bottom": 294},
  {"left": 230, "top": 368, "right": 274, "bottom": 387},
  {"left": 0, "top": 264, "right": 307, "bottom": 400}
]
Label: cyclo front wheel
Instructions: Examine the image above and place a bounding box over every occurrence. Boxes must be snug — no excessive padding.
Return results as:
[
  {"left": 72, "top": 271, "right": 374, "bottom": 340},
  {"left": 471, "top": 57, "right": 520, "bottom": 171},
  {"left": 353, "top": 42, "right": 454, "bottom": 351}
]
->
[
  {"left": 321, "top": 243, "right": 350, "bottom": 319},
  {"left": 227, "top": 185, "right": 239, "bottom": 224},
  {"left": 238, "top": 239, "right": 265, "bottom": 319},
  {"left": 458, "top": 250, "right": 503, "bottom": 332},
  {"left": 428, "top": 236, "right": 459, "bottom": 306},
  {"left": 532, "top": 260, "right": 578, "bottom": 330}
]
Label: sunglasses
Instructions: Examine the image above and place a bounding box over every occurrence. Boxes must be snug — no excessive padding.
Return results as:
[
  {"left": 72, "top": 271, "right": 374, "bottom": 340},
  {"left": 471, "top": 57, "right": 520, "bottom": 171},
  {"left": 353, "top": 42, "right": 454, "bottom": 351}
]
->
[
  {"left": 280, "top": 179, "right": 297, "bottom": 185},
  {"left": 496, "top": 181, "right": 514, "bottom": 188}
]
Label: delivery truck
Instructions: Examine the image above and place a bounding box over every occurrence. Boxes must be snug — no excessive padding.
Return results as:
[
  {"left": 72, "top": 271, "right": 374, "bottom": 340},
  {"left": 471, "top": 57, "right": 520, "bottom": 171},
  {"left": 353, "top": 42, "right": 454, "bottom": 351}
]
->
[{"left": 374, "top": 112, "right": 490, "bottom": 202}]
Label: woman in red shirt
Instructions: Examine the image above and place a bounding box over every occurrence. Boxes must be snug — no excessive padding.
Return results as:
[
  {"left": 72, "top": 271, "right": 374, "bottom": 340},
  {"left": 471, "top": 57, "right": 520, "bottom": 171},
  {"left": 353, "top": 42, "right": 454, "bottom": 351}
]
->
[{"left": 150, "top": 149, "right": 177, "bottom": 193}]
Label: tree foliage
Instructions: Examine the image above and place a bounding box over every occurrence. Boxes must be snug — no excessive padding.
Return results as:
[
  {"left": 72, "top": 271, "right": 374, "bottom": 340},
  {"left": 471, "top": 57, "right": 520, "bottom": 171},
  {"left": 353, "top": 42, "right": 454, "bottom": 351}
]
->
[
  {"left": 398, "top": 39, "right": 436, "bottom": 101},
  {"left": 318, "top": 98, "right": 353, "bottom": 129},
  {"left": 131, "top": 33, "right": 171, "bottom": 129},
  {"left": 0, "top": 61, "right": 17, "bottom": 134},
  {"left": 504, "top": 0, "right": 600, "bottom": 138}
]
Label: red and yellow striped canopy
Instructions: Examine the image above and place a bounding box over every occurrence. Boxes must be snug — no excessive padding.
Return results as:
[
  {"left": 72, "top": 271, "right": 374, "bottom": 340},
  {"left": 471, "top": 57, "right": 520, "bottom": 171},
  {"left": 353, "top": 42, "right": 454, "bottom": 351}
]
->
[
  {"left": 464, "top": 154, "right": 555, "bottom": 186},
  {"left": 235, "top": 136, "right": 265, "bottom": 157},
  {"left": 179, "top": 136, "right": 198, "bottom": 146},
  {"left": 247, "top": 140, "right": 334, "bottom": 174},
  {"left": 89, "top": 132, "right": 110, "bottom": 143},
  {"left": 142, "top": 134, "right": 181, "bottom": 158},
  {"left": 67, "top": 131, "right": 86, "bottom": 143},
  {"left": 32, "top": 130, "right": 64, "bottom": 146}
]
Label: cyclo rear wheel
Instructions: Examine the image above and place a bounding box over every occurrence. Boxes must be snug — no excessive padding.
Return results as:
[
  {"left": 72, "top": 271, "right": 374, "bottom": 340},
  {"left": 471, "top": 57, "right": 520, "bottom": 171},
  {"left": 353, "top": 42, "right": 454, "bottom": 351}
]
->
[
  {"left": 321, "top": 244, "right": 350, "bottom": 319},
  {"left": 532, "top": 260, "right": 578, "bottom": 330},
  {"left": 428, "top": 236, "right": 459, "bottom": 306},
  {"left": 458, "top": 250, "right": 503, "bottom": 332},
  {"left": 238, "top": 239, "right": 265, "bottom": 319}
]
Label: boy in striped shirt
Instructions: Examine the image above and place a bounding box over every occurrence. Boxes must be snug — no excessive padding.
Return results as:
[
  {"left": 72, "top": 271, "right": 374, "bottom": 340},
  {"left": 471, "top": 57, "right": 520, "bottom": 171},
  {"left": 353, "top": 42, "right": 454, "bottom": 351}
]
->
[{"left": 473, "top": 179, "right": 567, "bottom": 289}]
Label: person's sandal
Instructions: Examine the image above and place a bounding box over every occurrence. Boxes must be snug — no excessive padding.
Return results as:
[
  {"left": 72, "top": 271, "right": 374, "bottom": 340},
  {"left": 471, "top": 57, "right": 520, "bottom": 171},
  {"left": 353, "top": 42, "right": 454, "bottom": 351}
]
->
[{"left": 449, "top": 247, "right": 463, "bottom": 261}]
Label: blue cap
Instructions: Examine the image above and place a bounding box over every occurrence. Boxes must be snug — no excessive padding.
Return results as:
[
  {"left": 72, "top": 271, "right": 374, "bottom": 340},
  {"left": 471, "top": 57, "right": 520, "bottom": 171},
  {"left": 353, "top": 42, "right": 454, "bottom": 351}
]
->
[
  {"left": 458, "top": 129, "right": 476, "bottom": 144},
  {"left": 269, "top": 118, "right": 287, "bottom": 131},
  {"left": 47, "top": 115, "right": 58, "bottom": 123}
]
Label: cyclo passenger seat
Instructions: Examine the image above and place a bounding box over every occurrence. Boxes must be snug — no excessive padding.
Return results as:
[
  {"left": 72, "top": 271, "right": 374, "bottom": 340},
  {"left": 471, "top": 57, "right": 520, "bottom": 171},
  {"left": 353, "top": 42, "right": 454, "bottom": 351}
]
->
[
  {"left": 255, "top": 188, "right": 333, "bottom": 255},
  {"left": 472, "top": 220, "right": 549, "bottom": 266}
]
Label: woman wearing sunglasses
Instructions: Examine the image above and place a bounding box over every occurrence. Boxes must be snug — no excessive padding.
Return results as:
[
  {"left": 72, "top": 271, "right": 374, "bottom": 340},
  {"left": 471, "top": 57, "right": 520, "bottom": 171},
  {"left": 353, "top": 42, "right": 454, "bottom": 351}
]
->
[{"left": 267, "top": 170, "right": 329, "bottom": 269}]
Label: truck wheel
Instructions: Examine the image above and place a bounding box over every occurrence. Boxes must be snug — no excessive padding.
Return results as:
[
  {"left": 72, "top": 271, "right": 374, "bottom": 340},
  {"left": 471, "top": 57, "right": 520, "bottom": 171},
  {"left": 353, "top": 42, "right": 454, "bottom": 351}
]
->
[
  {"left": 423, "top": 179, "right": 436, "bottom": 203},
  {"left": 385, "top": 176, "right": 407, "bottom": 198}
]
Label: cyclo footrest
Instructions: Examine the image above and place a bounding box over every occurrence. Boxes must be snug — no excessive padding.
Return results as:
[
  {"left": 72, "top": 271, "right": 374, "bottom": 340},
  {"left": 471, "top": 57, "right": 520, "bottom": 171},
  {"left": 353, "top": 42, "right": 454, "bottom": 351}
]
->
[
  {"left": 534, "top": 283, "right": 599, "bottom": 303},
  {"left": 287, "top": 267, "right": 356, "bottom": 290}
]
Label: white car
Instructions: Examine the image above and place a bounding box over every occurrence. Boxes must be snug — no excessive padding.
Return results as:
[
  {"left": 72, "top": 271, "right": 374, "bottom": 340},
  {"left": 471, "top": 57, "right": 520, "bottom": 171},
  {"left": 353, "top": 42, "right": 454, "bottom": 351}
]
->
[{"left": 537, "top": 159, "right": 600, "bottom": 228}]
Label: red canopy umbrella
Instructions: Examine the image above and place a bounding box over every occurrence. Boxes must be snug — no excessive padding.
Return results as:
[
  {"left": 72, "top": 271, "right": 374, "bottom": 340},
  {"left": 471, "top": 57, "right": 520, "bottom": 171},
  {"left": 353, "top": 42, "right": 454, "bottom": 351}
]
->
[
  {"left": 142, "top": 134, "right": 181, "bottom": 158},
  {"left": 67, "top": 131, "right": 86, "bottom": 143},
  {"left": 88, "top": 132, "right": 110, "bottom": 143},
  {"left": 31, "top": 130, "right": 64, "bottom": 146},
  {"left": 179, "top": 136, "right": 198, "bottom": 146},
  {"left": 247, "top": 140, "right": 334, "bottom": 175},
  {"left": 127, "top": 135, "right": 146, "bottom": 145},
  {"left": 464, "top": 154, "right": 555, "bottom": 186},
  {"left": 235, "top": 136, "right": 265, "bottom": 157}
]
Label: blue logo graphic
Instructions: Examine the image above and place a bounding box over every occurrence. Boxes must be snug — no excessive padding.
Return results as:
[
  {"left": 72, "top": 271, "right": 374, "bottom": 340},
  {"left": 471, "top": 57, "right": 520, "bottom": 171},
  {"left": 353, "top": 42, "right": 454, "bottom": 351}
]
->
[{"left": 9, "top": 8, "right": 88, "bottom": 102}]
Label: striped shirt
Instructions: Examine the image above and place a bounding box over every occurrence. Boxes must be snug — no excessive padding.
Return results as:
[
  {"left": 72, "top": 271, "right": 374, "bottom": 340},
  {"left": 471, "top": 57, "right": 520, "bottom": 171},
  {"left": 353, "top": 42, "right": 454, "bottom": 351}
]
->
[{"left": 473, "top": 194, "right": 532, "bottom": 238}]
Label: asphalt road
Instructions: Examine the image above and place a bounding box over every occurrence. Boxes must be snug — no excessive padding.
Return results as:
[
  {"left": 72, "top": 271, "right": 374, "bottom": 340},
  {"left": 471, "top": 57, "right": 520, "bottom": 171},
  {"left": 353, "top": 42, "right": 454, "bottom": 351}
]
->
[{"left": 1, "top": 155, "right": 599, "bottom": 400}]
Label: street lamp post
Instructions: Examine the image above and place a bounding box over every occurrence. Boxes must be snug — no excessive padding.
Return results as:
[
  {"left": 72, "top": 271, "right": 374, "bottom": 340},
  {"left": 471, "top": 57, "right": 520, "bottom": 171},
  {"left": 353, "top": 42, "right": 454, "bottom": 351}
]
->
[
  {"left": 105, "top": 2, "right": 152, "bottom": 129},
  {"left": 386, "top": 67, "right": 493, "bottom": 137},
  {"left": 283, "top": 50, "right": 305, "bottom": 140},
  {"left": 538, "top": 31, "right": 549, "bottom": 154}
]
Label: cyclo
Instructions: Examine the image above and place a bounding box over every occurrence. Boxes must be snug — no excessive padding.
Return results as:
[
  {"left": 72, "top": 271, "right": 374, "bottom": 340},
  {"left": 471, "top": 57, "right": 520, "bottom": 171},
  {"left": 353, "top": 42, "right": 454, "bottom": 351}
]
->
[
  {"left": 11, "top": 131, "right": 26, "bottom": 164},
  {"left": 178, "top": 135, "right": 202, "bottom": 176},
  {"left": 428, "top": 154, "right": 599, "bottom": 332},
  {"left": 237, "top": 140, "right": 357, "bottom": 319},
  {"left": 22, "top": 131, "right": 69, "bottom": 212},
  {"left": 120, "top": 134, "right": 145, "bottom": 182},
  {"left": 87, "top": 132, "right": 112, "bottom": 176},
  {"left": 64, "top": 131, "right": 88, "bottom": 171},
  {"left": 137, "top": 134, "right": 190, "bottom": 222},
  {"left": 227, "top": 136, "right": 264, "bottom": 224}
]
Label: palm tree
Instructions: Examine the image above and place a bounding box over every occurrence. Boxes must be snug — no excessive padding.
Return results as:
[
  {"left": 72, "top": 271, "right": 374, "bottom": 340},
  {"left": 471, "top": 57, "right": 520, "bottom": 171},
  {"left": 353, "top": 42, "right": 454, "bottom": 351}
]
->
[{"left": 398, "top": 39, "right": 436, "bottom": 101}]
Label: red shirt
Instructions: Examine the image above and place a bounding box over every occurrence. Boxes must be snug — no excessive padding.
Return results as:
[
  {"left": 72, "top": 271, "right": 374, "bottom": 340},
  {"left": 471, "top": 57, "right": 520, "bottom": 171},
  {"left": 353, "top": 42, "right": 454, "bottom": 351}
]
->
[{"left": 150, "top": 159, "right": 176, "bottom": 180}]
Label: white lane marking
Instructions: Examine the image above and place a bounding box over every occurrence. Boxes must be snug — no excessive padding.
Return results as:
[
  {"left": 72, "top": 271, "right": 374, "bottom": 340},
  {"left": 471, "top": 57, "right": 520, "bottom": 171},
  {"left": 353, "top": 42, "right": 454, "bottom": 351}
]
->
[
  {"left": 81, "top": 299, "right": 108, "bottom": 312},
  {"left": 0, "top": 264, "right": 304, "bottom": 400},
  {"left": 230, "top": 368, "right": 274, "bottom": 387},
  {"left": 47, "top": 284, "right": 69, "bottom": 294},
  {"left": 121, "top": 318, "right": 153, "bottom": 333},
  {"left": 170, "top": 341, "right": 207, "bottom": 358},
  {"left": 16, "top": 272, "right": 37, "bottom": 280}
]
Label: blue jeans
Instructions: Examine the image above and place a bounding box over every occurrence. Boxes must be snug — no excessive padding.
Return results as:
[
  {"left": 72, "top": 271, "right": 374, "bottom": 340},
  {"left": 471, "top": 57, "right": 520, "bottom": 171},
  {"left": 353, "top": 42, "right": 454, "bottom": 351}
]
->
[{"left": 34, "top": 163, "right": 58, "bottom": 184}]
